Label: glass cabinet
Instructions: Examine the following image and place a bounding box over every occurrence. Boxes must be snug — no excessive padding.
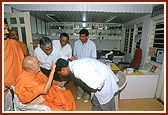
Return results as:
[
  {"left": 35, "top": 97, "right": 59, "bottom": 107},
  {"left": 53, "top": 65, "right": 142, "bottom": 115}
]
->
[{"left": 48, "top": 22, "right": 123, "bottom": 37}]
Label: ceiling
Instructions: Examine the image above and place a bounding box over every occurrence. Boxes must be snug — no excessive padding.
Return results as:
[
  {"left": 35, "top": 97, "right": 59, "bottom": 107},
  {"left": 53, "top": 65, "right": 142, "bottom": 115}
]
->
[
  {"left": 5, "top": 4, "right": 156, "bottom": 24},
  {"left": 30, "top": 11, "right": 150, "bottom": 24}
]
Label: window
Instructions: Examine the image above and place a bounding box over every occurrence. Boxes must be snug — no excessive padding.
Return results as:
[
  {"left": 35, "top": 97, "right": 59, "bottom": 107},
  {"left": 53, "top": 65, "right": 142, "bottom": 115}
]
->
[
  {"left": 129, "top": 28, "right": 134, "bottom": 53},
  {"left": 150, "top": 17, "right": 164, "bottom": 63},
  {"left": 19, "top": 17, "right": 25, "bottom": 24},
  {"left": 124, "top": 24, "right": 142, "bottom": 54},
  {"left": 153, "top": 22, "right": 164, "bottom": 49},
  {"left": 10, "top": 18, "right": 17, "bottom": 24},
  {"left": 124, "top": 28, "right": 129, "bottom": 52},
  {"left": 124, "top": 26, "right": 134, "bottom": 54},
  {"left": 135, "top": 24, "right": 142, "bottom": 48}
]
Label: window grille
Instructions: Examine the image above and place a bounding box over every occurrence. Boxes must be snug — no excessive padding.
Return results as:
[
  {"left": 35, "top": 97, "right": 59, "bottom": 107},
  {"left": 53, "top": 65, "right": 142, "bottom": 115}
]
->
[{"left": 151, "top": 20, "right": 164, "bottom": 63}]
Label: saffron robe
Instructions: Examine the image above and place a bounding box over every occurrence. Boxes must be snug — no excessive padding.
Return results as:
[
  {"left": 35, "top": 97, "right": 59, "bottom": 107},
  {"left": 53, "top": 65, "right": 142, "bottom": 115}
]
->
[
  {"left": 17, "top": 41, "right": 29, "bottom": 56},
  {"left": 4, "top": 39, "right": 24, "bottom": 87},
  {"left": 14, "top": 71, "right": 76, "bottom": 111}
]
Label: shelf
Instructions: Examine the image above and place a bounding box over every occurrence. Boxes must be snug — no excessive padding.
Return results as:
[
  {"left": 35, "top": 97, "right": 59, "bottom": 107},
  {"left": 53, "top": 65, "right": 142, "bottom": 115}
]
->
[{"left": 48, "top": 22, "right": 123, "bottom": 37}]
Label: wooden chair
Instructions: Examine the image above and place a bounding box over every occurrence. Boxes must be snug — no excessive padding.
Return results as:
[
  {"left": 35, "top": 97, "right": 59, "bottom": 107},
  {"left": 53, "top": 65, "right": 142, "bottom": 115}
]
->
[{"left": 118, "top": 48, "right": 142, "bottom": 70}]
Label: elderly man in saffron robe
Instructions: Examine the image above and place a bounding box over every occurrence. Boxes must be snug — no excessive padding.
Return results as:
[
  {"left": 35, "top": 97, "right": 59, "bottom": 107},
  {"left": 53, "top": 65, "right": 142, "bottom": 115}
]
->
[{"left": 14, "top": 56, "right": 76, "bottom": 111}]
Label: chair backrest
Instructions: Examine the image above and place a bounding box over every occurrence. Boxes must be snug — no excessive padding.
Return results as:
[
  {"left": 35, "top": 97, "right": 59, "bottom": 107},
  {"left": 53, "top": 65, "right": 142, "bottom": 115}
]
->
[
  {"left": 114, "top": 71, "right": 127, "bottom": 111},
  {"left": 130, "top": 48, "right": 142, "bottom": 69},
  {"left": 117, "top": 71, "right": 127, "bottom": 91},
  {"left": 4, "top": 86, "right": 51, "bottom": 111}
]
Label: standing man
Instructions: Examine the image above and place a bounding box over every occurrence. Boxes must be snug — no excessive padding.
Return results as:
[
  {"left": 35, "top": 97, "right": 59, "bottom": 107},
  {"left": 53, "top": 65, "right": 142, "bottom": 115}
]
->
[
  {"left": 4, "top": 20, "right": 24, "bottom": 93},
  {"left": 34, "top": 37, "right": 64, "bottom": 87},
  {"left": 73, "top": 29, "right": 97, "bottom": 59},
  {"left": 52, "top": 33, "right": 74, "bottom": 61},
  {"left": 73, "top": 29, "right": 97, "bottom": 103},
  {"left": 55, "top": 58, "right": 119, "bottom": 111}
]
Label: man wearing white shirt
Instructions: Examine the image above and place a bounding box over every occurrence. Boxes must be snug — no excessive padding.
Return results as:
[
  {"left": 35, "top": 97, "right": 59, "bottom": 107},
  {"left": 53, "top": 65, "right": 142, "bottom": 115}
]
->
[
  {"left": 52, "top": 33, "right": 73, "bottom": 61},
  {"left": 55, "top": 58, "right": 119, "bottom": 111},
  {"left": 34, "top": 37, "right": 64, "bottom": 87},
  {"left": 73, "top": 29, "right": 97, "bottom": 103},
  {"left": 73, "top": 29, "right": 97, "bottom": 59}
]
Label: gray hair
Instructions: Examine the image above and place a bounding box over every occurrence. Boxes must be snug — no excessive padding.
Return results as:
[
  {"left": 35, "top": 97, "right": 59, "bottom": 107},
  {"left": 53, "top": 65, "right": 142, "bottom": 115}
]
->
[{"left": 39, "top": 36, "right": 52, "bottom": 48}]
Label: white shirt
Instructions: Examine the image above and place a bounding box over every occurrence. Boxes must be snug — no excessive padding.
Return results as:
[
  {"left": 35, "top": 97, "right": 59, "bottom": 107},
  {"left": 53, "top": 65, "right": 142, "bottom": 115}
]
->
[
  {"left": 73, "top": 39, "right": 97, "bottom": 59},
  {"left": 52, "top": 40, "right": 72, "bottom": 60},
  {"left": 33, "top": 46, "right": 59, "bottom": 70},
  {"left": 69, "top": 58, "right": 119, "bottom": 104}
]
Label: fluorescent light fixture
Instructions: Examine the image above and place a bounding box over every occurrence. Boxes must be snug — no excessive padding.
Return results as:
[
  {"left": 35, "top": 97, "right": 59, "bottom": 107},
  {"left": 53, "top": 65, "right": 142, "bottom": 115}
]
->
[
  {"left": 82, "top": 12, "right": 86, "bottom": 21},
  {"left": 46, "top": 14, "right": 57, "bottom": 22},
  {"left": 82, "top": 23, "right": 86, "bottom": 27},
  {"left": 105, "top": 16, "right": 117, "bottom": 23}
]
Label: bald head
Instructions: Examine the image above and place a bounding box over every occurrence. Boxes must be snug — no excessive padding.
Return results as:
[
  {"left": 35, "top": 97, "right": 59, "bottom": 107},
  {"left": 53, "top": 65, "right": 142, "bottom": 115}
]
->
[
  {"left": 22, "top": 56, "right": 40, "bottom": 73},
  {"left": 22, "top": 56, "right": 35, "bottom": 70}
]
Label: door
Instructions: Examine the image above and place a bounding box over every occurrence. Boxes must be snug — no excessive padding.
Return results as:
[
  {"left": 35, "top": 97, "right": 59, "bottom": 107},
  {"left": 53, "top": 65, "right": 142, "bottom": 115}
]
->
[{"left": 4, "top": 12, "right": 33, "bottom": 55}]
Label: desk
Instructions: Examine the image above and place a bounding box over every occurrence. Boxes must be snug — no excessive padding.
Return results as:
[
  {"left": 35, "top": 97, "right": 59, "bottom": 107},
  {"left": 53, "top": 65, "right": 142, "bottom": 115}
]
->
[
  {"left": 125, "top": 70, "right": 144, "bottom": 75},
  {"left": 110, "top": 64, "right": 120, "bottom": 74},
  {"left": 120, "top": 71, "right": 159, "bottom": 99},
  {"left": 98, "top": 59, "right": 120, "bottom": 74}
]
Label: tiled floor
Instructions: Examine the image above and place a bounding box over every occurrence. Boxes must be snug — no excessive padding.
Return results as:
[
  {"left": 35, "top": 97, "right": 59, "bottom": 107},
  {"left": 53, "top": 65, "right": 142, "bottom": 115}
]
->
[{"left": 66, "top": 80, "right": 164, "bottom": 112}]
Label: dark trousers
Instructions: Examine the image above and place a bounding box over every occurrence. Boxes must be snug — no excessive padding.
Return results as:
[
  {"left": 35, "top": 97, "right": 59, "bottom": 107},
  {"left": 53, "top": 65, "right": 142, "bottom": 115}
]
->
[
  {"left": 40, "top": 67, "right": 61, "bottom": 81},
  {"left": 92, "top": 94, "right": 115, "bottom": 111},
  {"left": 69, "top": 73, "right": 93, "bottom": 94}
]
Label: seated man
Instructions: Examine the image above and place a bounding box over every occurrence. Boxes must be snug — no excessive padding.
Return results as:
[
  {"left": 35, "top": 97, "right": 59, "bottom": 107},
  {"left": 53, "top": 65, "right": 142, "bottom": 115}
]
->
[{"left": 14, "top": 56, "right": 76, "bottom": 111}]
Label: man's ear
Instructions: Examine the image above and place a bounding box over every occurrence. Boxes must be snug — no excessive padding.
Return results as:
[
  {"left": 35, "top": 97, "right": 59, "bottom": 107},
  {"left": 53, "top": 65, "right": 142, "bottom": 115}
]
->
[
  {"left": 57, "top": 69, "right": 64, "bottom": 74},
  {"left": 29, "top": 65, "right": 34, "bottom": 70}
]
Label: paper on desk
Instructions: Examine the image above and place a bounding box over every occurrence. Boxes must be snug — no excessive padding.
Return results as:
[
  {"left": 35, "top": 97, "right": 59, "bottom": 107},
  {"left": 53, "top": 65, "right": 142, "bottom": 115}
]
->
[
  {"left": 125, "top": 70, "right": 144, "bottom": 76},
  {"left": 110, "top": 64, "right": 120, "bottom": 71}
]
